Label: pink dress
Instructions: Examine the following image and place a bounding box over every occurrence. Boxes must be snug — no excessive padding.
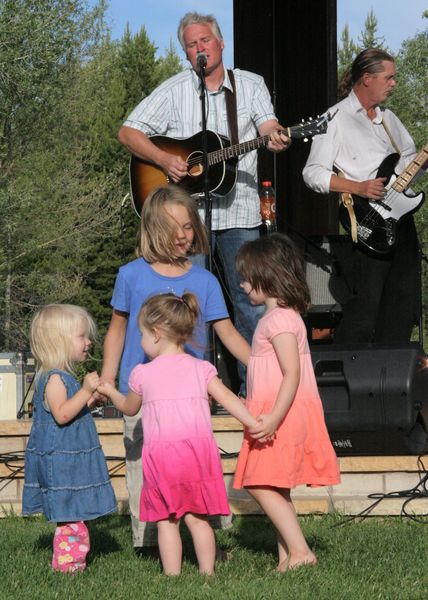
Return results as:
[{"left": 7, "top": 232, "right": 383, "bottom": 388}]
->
[
  {"left": 128, "top": 353, "right": 230, "bottom": 521},
  {"left": 234, "top": 307, "right": 340, "bottom": 489}
]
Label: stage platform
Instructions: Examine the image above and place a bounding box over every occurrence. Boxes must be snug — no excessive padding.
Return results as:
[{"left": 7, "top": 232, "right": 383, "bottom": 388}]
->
[{"left": 1, "top": 418, "right": 427, "bottom": 517}]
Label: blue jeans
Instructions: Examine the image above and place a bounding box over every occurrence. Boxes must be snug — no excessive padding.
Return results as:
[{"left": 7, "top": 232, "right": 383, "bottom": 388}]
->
[{"left": 192, "top": 227, "right": 264, "bottom": 392}]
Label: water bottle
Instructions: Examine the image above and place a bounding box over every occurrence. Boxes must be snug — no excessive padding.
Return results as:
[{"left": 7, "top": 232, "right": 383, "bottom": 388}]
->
[{"left": 259, "top": 180, "right": 277, "bottom": 235}]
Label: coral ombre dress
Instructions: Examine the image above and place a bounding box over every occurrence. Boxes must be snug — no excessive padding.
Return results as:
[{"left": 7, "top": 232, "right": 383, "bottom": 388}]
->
[{"left": 234, "top": 307, "right": 340, "bottom": 489}]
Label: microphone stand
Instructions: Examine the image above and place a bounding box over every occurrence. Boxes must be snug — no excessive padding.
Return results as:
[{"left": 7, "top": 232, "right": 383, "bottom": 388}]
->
[
  {"left": 197, "top": 60, "right": 212, "bottom": 271},
  {"left": 198, "top": 59, "right": 219, "bottom": 406}
]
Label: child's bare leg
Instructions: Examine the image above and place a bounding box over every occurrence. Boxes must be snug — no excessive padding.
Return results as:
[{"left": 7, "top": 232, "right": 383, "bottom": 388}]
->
[
  {"left": 248, "top": 486, "right": 316, "bottom": 570},
  {"left": 183, "top": 513, "right": 216, "bottom": 575},
  {"left": 277, "top": 531, "right": 289, "bottom": 565},
  {"left": 157, "top": 517, "right": 182, "bottom": 575}
]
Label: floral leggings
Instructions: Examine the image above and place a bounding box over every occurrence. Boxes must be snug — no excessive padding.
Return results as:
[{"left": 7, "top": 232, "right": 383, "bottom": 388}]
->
[{"left": 52, "top": 521, "right": 90, "bottom": 573}]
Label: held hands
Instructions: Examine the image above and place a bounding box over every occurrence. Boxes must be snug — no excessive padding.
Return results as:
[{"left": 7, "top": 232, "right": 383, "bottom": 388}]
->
[
  {"left": 248, "top": 413, "right": 281, "bottom": 442},
  {"left": 82, "top": 371, "right": 100, "bottom": 394},
  {"left": 357, "top": 177, "right": 388, "bottom": 200},
  {"left": 96, "top": 380, "right": 117, "bottom": 399},
  {"left": 82, "top": 372, "right": 102, "bottom": 409}
]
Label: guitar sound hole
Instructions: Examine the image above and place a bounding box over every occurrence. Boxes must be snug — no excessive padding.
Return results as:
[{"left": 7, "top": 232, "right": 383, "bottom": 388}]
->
[{"left": 188, "top": 151, "right": 204, "bottom": 178}]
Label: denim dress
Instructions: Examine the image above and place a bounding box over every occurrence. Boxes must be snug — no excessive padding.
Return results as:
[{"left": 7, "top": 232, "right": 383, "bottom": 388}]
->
[{"left": 23, "top": 369, "right": 116, "bottom": 522}]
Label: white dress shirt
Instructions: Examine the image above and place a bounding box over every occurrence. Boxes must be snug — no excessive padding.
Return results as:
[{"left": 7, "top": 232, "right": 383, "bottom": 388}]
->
[{"left": 302, "top": 89, "right": 417, "bottom": 195}]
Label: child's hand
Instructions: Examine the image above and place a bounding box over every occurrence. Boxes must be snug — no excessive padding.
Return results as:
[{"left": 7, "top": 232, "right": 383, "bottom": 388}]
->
[
  {"left": 97, "top": 381, "right": 116, "bottom": 398},
  {"left": 83, "top": 371, "right": 100, "bottom": 394},
  {"left": 249, "top": 413, "right": 279, "bottom": 441}
]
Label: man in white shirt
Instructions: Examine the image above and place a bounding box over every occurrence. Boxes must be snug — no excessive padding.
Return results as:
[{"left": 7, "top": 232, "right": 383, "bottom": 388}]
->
[
  {"left": 118, "top": 11, "right": 290, "bottom": 379},
  {"left": 303, "top": 48, "right": 422, "bottom": 344}
]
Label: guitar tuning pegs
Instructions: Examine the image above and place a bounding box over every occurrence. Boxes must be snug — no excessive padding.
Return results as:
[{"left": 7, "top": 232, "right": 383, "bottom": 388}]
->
[{"left": 303, "top": 137, "right": 308, "bottom": 143}]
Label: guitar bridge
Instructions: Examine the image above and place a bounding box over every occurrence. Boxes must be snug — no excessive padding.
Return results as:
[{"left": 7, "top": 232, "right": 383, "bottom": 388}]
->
[{"left": 357, "top": 224, "right": 372, "bottom": 241}]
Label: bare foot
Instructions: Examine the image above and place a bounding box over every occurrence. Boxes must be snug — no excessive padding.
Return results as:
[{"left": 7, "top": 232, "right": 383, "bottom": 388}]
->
[{"left": 277, "top": 552, "right": 317, "bottom": 572}]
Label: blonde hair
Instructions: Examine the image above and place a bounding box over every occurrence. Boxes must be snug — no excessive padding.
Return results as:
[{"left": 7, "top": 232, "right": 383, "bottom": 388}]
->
[
  {"left": 177, "top": 12, "right": 223, "bottom": 51},
  {"left": 29, "top": 304, "right": 96, "bottom": 376},
  {"left": 138, "top": 292, "right": 200, "bottom": 347},
  {"left": 136, "top": 185, "right": 209, "bottom": 264}
]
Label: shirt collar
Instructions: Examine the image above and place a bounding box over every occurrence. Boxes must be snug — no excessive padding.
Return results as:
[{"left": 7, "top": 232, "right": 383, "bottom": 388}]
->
[
  {"left": 349, "top": 89, "right": 383, "bottom": 124},
  {"left": 190, "top": 65, "right": 231, "bottom": 94}
]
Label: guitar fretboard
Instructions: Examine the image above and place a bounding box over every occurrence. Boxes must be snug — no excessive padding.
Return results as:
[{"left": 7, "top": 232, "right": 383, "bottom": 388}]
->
[
  {"left": 392, "top": 143, "right": 428, "bottom": 193},
  {"left": 209, "top": 134, "right": 272, "bottom": 166}
]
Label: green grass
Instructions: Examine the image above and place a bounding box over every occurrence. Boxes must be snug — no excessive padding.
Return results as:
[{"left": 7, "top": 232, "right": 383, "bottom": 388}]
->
[{"left": 0, "top": 514, "right": 426, "bottom": 599}]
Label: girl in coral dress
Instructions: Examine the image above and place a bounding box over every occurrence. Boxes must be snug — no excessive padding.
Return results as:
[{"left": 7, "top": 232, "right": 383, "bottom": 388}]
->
[
  {"left": 233, "top": 233, "right": 340, "bottom": 571},
  {"left": 99, "top": 292, "right": 262, "bottom": 576}
]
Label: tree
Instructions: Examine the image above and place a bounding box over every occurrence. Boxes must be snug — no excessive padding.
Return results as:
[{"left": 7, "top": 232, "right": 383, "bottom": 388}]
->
[
  {"left": 357, "top": 10, "right": 387, "bottom": 50},
  {"left": 337, "top": 24, "right": 358, "bottom": 84},
  {"left": 337, "top": 10, "right": 389, "bottom": 91},
  {"left": 0, "top": 0, "right": 116, "bottom": 349}
]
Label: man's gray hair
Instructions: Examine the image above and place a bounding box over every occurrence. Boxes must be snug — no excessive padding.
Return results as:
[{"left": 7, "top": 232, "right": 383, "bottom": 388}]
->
[{"left": 177, "top": 12, "right": 223, "bottom": 51}]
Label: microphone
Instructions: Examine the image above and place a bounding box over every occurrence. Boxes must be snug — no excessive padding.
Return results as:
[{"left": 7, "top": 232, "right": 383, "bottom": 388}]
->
[{"left": 196, "top": 52, "right": 207, "bottom": 69}]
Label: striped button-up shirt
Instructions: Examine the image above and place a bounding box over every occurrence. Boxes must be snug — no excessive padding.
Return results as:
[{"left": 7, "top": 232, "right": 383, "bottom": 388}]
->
[{"left": 124, "top": 67, "right": 277, "bottom": 230}]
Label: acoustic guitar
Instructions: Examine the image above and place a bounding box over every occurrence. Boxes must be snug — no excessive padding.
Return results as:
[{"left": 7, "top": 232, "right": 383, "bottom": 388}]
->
[{"left": 129, "top": 114, "right": 333, "bottom": 215}]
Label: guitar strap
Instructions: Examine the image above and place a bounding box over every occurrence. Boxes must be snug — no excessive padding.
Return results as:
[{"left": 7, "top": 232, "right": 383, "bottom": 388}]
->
[
  {"left": 338, "top": 172, "right": 358, "bottom": 243},
  {"left": 381, "top": 117, "right": 401, "bottom": 155},
  {"left": 225, "top": 69, "right": 239, "bottom": 146}
]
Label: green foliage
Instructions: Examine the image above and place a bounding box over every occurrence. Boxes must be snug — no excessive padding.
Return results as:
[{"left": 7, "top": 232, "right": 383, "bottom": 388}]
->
[
  {"left": 0, "top": 1, "right": 182, "bottom": 352},
  {"left": 357, "top": 10, "right": 387, "bottom": 50},
  {"left": 337, "top": 10, "right": 389, "bottom": 84},
  {"left": 337, "top": 25, "right": 358, "bottom": 84}
]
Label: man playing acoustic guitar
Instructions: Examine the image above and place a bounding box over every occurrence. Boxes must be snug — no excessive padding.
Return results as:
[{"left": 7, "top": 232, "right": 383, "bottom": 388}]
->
[
  {"left": 303, "top": 48, "right": 427, "bottom": 344},
  {"left": 118, "top": 11, "right": 290, "bottom": 389}
]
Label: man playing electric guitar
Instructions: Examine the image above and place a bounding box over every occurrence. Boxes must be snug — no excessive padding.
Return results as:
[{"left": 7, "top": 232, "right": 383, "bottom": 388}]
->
[{"left": 303, "top": 48, "right": 426, "bottom": 344}]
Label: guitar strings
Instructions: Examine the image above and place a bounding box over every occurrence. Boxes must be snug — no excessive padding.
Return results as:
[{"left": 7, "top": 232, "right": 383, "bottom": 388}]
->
[{"left": 359, "top": 185, "right": 400, "bottom": 229}]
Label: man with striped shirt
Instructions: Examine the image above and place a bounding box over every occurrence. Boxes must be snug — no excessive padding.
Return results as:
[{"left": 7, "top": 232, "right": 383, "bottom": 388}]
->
[{"left": 118, "top": 11, "right": 290, "bottom": 385}]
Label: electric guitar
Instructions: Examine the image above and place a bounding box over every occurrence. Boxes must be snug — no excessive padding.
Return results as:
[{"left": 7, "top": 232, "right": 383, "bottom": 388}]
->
[
  {"left": 129, "top": 114, "right": 332, "bottom": 215},
  {"left": 339, "top": 143, "right": 428, "bottom": 255}
]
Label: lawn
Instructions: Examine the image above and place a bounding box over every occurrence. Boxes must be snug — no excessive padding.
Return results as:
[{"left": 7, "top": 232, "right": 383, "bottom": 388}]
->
[{"left": 0, "top": 513, "right": 426, "bottom": 599}]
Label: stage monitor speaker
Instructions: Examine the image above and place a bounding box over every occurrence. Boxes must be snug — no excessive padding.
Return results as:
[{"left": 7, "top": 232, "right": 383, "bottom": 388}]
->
[{"left": 311, "top": 343, "right": 428, "bottom": 456}]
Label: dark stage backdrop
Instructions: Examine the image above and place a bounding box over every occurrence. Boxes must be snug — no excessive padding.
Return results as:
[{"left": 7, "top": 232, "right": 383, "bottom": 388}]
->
[{"left": 233, "top": 0, "right": 339, "bottom": 236}]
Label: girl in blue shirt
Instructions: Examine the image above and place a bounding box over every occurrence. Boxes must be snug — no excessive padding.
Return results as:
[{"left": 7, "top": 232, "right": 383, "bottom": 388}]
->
[{"left": 100, "top": 185, "right": 250, "bottom": 552}]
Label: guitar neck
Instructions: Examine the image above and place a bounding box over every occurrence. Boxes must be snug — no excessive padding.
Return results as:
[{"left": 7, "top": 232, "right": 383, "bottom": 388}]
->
[
  {"left": 208, "top": 134, "right": 272, "bottom": 166},
  {"left": 392, "top": 143, "right": 428, "bottom": 193},
  {"left": 207, "top": 122, "right": 316, "bottom": 166}
]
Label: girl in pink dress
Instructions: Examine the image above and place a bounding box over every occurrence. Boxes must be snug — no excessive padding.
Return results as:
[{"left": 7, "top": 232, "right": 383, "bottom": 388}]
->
[
  {"left": 98, "top": 292, "right": 263, "bottom": 576},
  {"left": 233, "top": 233, "right": 341, "bottom": 571}
]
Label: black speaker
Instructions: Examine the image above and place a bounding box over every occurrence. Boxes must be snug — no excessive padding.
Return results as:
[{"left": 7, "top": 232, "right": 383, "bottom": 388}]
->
[{"left": 311, "top": 342, "right": 428, "bottom": 456}]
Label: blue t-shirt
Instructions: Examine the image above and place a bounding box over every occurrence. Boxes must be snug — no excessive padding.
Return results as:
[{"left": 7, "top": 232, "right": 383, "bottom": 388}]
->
[{"left": 111, "top": 258, "right": 229, "bottom": 392}]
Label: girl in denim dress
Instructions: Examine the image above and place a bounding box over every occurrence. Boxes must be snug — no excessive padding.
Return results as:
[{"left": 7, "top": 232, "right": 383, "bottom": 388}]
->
[{"left": 23, "top": 304, "right": 116, "bottom": 573}]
